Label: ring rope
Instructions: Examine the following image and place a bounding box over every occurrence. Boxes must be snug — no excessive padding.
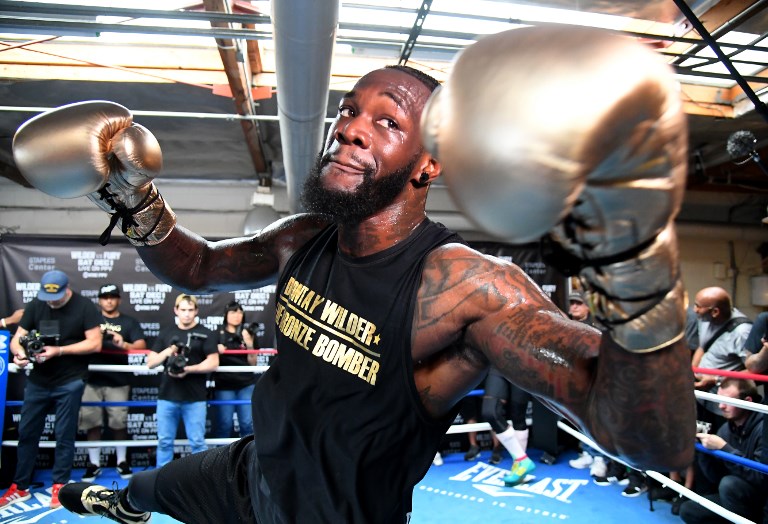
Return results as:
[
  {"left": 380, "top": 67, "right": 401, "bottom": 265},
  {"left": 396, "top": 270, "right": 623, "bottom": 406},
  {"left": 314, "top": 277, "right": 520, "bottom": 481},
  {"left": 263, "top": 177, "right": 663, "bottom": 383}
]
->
[
  {"left": 693, "top": 367, "right": 768, "bottom": 383},
  {"left": 556, "top": 421, "right": 759, "bottom": 524},
  {"left": 97, "top": 348, "right": 278, "bottom": 355},
  {"left": 694, "top": 443, "right": 768, "bottom": 475},
  {"left": 695, "top": 390, "right": 768, "bottom": 414}
]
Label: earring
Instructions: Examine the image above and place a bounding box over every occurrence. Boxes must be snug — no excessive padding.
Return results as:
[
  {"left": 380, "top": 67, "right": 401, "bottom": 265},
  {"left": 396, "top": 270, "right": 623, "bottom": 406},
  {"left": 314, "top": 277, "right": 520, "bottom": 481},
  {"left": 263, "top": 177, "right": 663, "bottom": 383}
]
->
[{"left": 419, "top": 172, "right": 429, "bottom": 184}]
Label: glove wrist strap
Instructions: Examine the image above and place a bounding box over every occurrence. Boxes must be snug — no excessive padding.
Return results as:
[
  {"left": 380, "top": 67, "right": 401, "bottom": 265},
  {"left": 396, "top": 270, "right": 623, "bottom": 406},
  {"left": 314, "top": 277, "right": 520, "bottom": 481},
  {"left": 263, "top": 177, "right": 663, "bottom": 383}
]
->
[
  {"left": 94, "top": 183, "right": 176, "bottom": 246},
  {"left": 578, "top": 224, "right": 685, "bottom": 353}
]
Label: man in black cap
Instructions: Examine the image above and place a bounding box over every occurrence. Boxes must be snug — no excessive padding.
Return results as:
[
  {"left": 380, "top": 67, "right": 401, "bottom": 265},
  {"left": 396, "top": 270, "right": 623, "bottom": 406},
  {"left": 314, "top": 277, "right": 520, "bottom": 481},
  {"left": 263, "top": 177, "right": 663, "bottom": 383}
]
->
[
  {"left": 0, "top": 269, "right": 102, "bottom": 510},
  {"left": 568, "top": 292, "right": 594, "bottom": 325},
  {"left": 79, "top": 284, "right": 147, "bottom": 483}
]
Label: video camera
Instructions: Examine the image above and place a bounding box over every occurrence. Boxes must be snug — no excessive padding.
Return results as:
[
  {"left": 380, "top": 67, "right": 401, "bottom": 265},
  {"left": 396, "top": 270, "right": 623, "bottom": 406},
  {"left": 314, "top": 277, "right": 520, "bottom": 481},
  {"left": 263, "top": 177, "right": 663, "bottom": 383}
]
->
[
  {"left": 166, "top": 332, "right": 208, "bottom": 374},
  {"left": 219, "top": 323, "right": 257, "bottom": 348},
  {"left": 19, "top": 329, "right": 60, "bottom": 363},
  {"left": 101, "top": 327, "right": 115, "bottom": 343}
]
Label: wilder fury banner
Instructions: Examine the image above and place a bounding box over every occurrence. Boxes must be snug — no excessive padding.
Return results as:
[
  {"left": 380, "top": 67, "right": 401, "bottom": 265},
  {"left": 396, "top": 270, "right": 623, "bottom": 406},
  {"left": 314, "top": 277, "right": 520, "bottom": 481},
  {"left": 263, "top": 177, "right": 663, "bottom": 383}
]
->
[{"left": 1, "top": 234, "right": 277, "bottom": 467}]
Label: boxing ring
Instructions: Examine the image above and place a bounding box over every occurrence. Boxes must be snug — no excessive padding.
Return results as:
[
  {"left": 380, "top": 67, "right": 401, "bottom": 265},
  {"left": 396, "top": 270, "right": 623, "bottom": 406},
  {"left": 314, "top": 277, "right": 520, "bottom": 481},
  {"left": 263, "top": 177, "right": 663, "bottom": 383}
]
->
[{"left": 1, "top": 359, "right": 767, "bottom": 523}]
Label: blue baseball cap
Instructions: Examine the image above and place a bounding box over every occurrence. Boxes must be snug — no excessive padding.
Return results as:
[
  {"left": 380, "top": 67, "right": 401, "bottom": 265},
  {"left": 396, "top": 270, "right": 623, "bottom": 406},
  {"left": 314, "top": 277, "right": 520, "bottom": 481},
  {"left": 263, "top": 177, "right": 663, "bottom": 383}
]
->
[{"left": 38, "top": 270, "right": 69, "bottom": 301}]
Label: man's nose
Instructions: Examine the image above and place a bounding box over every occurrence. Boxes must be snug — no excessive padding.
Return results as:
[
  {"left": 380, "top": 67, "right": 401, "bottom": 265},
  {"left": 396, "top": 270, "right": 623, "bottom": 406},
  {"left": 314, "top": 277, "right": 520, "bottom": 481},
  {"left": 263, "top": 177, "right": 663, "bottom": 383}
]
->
[{"left": 335, "top": 118, "right": 371, "bottom": 148}]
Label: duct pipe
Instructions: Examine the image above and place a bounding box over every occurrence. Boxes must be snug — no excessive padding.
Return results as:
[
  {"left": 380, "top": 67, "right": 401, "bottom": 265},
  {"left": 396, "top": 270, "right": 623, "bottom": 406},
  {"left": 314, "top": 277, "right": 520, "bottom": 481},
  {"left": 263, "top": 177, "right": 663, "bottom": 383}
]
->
[{"left": 271, "top": 0, "right": 339, "bottom": 213}]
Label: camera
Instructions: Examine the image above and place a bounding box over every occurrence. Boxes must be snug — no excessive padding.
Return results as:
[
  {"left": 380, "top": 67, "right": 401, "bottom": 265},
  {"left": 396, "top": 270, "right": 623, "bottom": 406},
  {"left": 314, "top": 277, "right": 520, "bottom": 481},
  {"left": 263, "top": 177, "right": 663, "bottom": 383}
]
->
[
  {"left": 220, "top": 323, "right": 257, "bottom": 348},
  {"left": 19, "top": 329, "right": 59, "bottom": 363},
  {"left": 166, "top": 332, "right": 208, "bottom": 374},
  {"left": 167, "top": 336, "right": 190, "bottom": 374},
  {"left": 166, "top": 350, "right": 189, "bottom": 374}
]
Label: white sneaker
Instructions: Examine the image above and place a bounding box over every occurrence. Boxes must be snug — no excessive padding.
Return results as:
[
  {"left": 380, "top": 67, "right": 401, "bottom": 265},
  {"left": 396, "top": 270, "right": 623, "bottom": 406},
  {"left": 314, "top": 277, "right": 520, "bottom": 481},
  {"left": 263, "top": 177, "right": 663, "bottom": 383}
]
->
[
  {"left": 590, "top": 456, "right": 607, "bottom": 478},
  {"left": 568, "top": 451, "right": 593, "bottom": 469},
  {"left": 433, "top": 452, "right": 444, "bottom": 466}
]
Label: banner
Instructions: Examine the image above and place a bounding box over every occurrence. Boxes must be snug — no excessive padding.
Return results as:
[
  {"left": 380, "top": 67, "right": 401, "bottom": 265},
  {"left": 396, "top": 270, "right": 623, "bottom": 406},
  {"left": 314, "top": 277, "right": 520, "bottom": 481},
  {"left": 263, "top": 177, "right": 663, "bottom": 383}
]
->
[
  {"left": 1, "top": 235, "right": 276, "bottom": 345},
  {"left": 0, "top": 329, "right": 8, "bottom": 461},
  {"left": 1, "top": 234, "right": 277, "bottom": 467}
]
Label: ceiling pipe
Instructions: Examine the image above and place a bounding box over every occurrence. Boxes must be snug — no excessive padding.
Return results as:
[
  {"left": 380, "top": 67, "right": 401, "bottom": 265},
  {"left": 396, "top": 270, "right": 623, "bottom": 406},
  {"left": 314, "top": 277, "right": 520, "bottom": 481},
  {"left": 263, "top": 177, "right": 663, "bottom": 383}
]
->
[{"left": 271, "top": 0, "right": 339, "bottom": 213}]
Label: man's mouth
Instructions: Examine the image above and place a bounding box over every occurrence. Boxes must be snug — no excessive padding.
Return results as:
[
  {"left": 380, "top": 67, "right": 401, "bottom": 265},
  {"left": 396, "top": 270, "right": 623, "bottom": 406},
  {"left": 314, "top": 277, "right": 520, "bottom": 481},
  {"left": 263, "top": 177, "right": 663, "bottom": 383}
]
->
[{"left": 325, "top": 159, "right": 366, "bottom": 175}]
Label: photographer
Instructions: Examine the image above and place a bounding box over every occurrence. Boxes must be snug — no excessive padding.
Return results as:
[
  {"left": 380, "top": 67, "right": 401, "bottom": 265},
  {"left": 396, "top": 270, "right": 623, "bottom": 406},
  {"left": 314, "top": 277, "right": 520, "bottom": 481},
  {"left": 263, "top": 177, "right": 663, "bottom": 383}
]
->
[
  {"left": 679, "top": 378, "right": 767, "bottom": 523},
  {"left": 79, "top": 284, "right": 147, "bottom": 482},
  {"left": 213, "top": 301, "right": 260, "bottom": 438},
  {"left": 147, "top": 294, "right": 218, "bottom": 467},
  {"left": 0, "top": 270, "right": 101, "bottom": 510}
]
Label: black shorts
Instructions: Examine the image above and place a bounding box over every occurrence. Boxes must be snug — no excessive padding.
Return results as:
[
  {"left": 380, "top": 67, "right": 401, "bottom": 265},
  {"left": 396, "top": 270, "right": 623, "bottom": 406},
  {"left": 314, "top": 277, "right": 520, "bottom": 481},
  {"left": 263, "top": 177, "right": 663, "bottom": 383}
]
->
[{"left": 149, "top": 437, "right": 257, "bottom": 524}]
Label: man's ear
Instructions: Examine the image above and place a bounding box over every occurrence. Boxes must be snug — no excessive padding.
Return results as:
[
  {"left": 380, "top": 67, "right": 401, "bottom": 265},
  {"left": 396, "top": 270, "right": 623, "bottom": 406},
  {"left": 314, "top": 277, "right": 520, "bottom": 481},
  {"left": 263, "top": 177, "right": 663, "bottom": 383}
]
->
[{"left": 413, "top": 156, "right": 441, "bottom": 187}]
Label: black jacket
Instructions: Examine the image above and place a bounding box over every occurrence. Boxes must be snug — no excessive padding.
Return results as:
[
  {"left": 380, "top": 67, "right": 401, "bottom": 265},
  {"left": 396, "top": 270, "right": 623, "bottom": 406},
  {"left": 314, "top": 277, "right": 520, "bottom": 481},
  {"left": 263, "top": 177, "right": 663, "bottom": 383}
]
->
[{"left": 698, "top": 410, "right": 767, "bottom": 488}]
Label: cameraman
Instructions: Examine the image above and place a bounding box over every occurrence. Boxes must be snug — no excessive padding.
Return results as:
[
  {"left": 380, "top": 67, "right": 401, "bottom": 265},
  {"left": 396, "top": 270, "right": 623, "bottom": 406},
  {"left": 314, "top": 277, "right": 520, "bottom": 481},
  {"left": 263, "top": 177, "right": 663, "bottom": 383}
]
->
[
  {"left": 147, "top": 294, "right": 218, "bottom": 467},
  {"left": 79, "top": 284, "right": 147, "bottom": 482},
  {"left": 213, "top": 301, "right": 259, "bottom": 438},
  {"left": 0, "top": 270, "right": 101, "bottom": 510}
]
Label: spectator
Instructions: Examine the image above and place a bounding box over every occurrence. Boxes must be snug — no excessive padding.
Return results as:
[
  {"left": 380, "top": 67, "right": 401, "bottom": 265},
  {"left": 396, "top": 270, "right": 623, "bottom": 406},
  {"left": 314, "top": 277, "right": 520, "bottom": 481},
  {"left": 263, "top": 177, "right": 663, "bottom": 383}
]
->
[
  {"left": 212, "top": 300, "right": 258, "bottom": 438},
  {"left": 481, "top": 367, "right": 535, "bottom": 485},
  {"left": 679, "top": 378, "right": 767, "bottom": 523},
  {"left": 0, "top": 270, "right": 102, "bottom": 509},
  {"left": 79, "top": 283, "right": 147, "bottom": 482},
  {"left": 691, "top": 287, "right": 752, "bottom": 426},
  {"left": 565, "top": 292, "right": 617, "bottom": 483},
  {"left": 462, "top": 384, "right": 504, "bottom": 464},
  {"left": 0, "top": 308, "right": 24, "bottom": 332},
  {"left": 147, "top": 294, "right": 218, "bottom": 467},
  {"left": 744, "top": 312, "right": 768, "bottom": 374},
  {"left": 742, "top": 312, "right": 768, "bottom": 524}
]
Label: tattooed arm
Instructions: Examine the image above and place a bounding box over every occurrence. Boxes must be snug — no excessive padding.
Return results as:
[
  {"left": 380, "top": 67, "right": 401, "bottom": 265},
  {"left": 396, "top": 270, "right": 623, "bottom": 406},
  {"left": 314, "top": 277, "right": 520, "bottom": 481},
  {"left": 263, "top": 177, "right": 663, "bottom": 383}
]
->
[
  {"left": 470, "top": 258, "right": 693, "bottom": 471},
  {"left": 414, "top": 244, "right": 694, "bottom": 472},
  {"left": 136, "top": 214, "right": 330, "bottom": 293}
]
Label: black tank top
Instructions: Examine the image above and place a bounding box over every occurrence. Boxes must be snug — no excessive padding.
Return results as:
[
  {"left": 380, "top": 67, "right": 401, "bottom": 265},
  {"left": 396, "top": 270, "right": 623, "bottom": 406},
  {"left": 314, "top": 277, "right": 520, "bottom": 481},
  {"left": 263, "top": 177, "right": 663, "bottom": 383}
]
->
[{"left": 251, "top": 218, "right": 462, "bottom": 523}]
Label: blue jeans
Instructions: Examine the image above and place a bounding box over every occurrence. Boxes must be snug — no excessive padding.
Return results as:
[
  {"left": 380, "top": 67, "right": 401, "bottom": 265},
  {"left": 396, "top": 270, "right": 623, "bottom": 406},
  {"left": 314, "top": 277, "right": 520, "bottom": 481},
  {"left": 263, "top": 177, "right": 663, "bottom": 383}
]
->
[
  {"left": 213, "top": 385, "right": 255, "bottom": 438},
  {"left": 155, "top": 400, "right": 208, "bottom": 468},
  {"left": 15, "top": 378, "right": 85, "bottom": 488}
]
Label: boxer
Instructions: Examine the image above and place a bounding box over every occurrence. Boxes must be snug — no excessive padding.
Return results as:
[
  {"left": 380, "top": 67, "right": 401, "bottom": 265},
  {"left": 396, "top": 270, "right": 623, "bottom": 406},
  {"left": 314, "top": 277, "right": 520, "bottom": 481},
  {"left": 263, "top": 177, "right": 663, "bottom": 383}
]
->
[{"left": 13, "top": 26, "right": 695, "bottom": 524}]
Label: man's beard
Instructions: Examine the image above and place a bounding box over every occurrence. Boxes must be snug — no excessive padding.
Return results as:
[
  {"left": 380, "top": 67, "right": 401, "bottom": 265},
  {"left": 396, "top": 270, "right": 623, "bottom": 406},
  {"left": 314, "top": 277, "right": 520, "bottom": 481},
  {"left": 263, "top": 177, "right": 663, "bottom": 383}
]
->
[{"left": 300, "top": 152, "right": 420, "bottom": 226}]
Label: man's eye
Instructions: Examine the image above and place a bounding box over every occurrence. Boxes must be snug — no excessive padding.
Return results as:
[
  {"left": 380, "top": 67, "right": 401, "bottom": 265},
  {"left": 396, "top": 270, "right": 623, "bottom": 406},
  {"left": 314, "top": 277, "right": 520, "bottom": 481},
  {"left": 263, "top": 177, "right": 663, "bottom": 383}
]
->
[
  {"left": 339, "top": 107, "right": 354, "bottom": 117},
  {"left": 378, "top": 118, "right": 398, "bottom": 130}
]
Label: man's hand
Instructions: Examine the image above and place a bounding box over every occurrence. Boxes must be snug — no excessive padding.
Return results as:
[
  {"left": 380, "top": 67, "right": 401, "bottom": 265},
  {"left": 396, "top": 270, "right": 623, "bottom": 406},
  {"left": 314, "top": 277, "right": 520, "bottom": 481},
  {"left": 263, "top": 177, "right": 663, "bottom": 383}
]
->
[
  {"left": 12, "top": 351, "right": 30, "bottom": 368},
  {"left": 109, "top": 332, "right": 126, "bottom": 348},
  {"left": 694, "top": 375, "right": 718, "bottom": 390},
  {"left": 168, "top": 368, "right": 188, "bottom": 379},
  {"left": 697, "top": 433, "right": 726, "bottom": 450}
]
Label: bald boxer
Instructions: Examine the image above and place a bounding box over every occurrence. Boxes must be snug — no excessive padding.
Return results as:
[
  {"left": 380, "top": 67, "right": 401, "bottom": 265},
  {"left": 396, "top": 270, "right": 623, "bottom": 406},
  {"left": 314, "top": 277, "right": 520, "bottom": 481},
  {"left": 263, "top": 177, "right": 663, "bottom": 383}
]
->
[{"left": 15, "top": 27, "right": 695, "bottom": 524}]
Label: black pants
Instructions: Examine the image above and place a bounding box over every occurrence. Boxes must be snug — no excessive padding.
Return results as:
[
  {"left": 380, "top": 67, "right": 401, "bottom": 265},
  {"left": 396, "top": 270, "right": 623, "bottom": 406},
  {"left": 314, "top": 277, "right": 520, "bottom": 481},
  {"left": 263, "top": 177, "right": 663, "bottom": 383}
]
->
[
  {"left": 127, "top": 437, "right": 256, "bottom": 524},
  {"left": 481, "top": 368, "right": 531, "bottom": 432}
]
